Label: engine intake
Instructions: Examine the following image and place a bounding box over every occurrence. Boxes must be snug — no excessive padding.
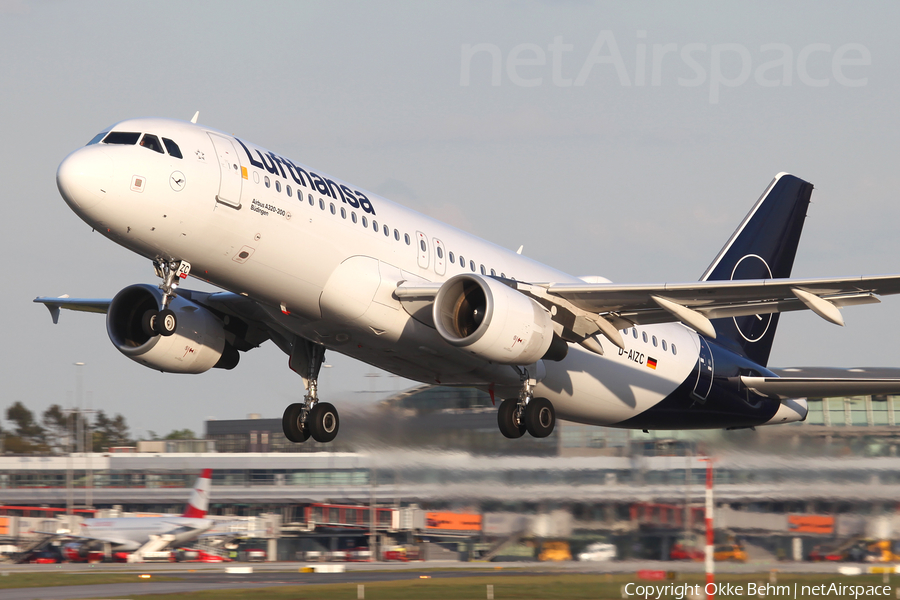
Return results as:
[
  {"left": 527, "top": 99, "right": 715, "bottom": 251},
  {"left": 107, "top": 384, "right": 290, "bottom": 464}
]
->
[
  {"left": 433, "top": 274, "right": 555, "bottom": 365},
  {"left": 107, "top": 284, "right": 230, "bottom": 373}
]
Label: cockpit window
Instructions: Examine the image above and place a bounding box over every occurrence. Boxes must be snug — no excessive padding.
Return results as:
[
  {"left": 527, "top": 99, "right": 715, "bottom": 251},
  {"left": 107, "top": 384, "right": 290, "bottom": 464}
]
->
[
  {"left": 162, "top": 138, "right": 183, "bottom": 159},
  {"left": 86, "top": 131, "right": 109, "bottom": 146},
  {"left": 139, "top": 134, "right": 164, "bottom": 154},
  {"left": 102, "top": 131, "right": 141, "bottom": 145}
]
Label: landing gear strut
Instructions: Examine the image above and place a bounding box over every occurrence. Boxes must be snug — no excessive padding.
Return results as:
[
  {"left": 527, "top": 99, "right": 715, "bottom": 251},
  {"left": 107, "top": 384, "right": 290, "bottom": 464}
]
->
[
  {"left": 282, "top": 339, "right": 340, "bottom": 444},
  {"left": 497, "top": 367, "right": 556, "bottom": 439},
  {"left": 142, "top": 258, "right": 191, "bottom": 337}
]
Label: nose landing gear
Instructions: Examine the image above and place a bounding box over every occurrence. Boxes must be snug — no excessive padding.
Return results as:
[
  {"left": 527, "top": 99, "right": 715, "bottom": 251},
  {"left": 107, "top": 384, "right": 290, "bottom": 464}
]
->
[
  {"left": 282, "top": 338, "right": 340, "bottom": 444},
  {"left": 141, "top": 258, "right": 191, "bottom": 337},
  {"left": 497, "top": 367, "right": 556, "bottom": 439}
]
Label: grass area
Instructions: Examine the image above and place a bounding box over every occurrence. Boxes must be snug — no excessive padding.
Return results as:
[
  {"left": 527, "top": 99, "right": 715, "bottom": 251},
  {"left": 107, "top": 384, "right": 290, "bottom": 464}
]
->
[
  {"left": 0, "top": 572, "right": 180, "bottom": 589},
  {"left": 53, "top": 572, "right": 899, "bottom": 600}
]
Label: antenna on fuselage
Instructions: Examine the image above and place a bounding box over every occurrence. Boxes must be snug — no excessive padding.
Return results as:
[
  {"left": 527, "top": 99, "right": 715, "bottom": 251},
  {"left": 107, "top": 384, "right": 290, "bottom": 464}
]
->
[
  {"left": 516, "top": 245, "right": 524, "bottom": 255},
  {"left": 190, "top": 111, "right": 199, "bottom": 124}
]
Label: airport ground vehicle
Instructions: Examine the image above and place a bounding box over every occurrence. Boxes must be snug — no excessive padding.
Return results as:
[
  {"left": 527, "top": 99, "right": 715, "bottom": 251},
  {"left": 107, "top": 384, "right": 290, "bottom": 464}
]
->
[
  {"left": 539, "top": 541, "right": 572, "bottom": 562},
  {"left": 577, "top": 542, "right": 617, "bottom": 562}
]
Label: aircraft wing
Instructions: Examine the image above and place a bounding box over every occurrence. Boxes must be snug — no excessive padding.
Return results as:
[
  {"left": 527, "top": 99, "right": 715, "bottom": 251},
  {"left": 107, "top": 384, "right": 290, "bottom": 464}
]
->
[
  {"left": 396, "top": 274, "right": 900, "bottom": 350},
  {"left": 541, "top": 274, "right": 900, "bottom": 329},
  {"left": 33, "top": 296, "right": 111, "bottom": 324}
]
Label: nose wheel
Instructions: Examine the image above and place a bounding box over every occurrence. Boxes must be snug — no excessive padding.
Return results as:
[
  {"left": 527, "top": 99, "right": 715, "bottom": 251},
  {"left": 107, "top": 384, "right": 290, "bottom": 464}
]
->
[{"left": 144, "top": 258, "right": 191, "bottom": 337}]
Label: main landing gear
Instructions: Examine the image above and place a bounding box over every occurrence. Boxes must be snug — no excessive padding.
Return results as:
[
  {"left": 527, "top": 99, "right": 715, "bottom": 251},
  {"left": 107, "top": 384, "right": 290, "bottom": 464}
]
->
[
  {"left": 142, "top": 258, "right": 191, "bottom": 337},
  {"left": 497, "top": 368, "right": 556, "bottom": 439},
  {"left": 282, "top": 339, "right": 340, "bottom": 444}
]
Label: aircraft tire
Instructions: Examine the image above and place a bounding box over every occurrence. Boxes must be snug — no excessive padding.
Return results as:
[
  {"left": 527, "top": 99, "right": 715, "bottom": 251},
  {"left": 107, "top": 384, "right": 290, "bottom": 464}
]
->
[
  {"left": 282, "top": 403, "right": 309, "bottom": 443},
  {"left": 308, "top": 402, "right": 340, "bottom": 443},
  {"left": 525, "top": 397, "right": 555, "bottom": 438},
  {"left": 497, "top": 398, "right": 526, "bottom": 439},
  {"left": 155, "top": 309, "right": 177, "bottom": 336}
]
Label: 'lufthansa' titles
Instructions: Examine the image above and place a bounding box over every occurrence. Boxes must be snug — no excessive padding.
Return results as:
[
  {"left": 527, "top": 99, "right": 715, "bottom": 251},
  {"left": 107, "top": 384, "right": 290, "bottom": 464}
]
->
[{"left": 235, "top": 138, "right": 376, "bottom": 215}]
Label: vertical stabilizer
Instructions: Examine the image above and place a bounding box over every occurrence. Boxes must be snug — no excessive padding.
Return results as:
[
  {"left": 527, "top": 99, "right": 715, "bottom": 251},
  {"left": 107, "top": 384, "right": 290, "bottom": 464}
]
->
[
  {"left": 181, "top": 469, "right": 212, "bottom": 518},
  {"left": 700, "top": 173, "right": 813, "bottom": 366}
]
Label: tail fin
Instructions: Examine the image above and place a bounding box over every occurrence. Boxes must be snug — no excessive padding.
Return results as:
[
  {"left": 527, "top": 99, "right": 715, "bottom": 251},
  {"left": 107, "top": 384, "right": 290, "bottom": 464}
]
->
[
  {"left": 700, "top": 173, "right": 813, "bottom": 366},
  {"left": 181, "top": 469, "right": 212, "bottom": 518}
]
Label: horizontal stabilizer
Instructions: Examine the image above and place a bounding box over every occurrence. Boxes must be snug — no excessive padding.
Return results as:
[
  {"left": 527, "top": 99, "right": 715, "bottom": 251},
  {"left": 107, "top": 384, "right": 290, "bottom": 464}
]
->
[{"left": 741, "top": 376, "right": 900, "bottom": 399}]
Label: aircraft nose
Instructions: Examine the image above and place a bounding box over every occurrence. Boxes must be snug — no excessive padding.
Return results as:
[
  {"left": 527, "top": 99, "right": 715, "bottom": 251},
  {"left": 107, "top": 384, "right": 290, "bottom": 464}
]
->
[{"left": 57, "top": 147, "right": 113, "bottom": 213}]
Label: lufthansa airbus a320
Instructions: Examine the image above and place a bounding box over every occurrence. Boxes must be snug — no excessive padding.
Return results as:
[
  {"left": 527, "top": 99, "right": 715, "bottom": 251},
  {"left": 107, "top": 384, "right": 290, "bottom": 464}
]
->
[{"left": 37, "top": 115, "right": 900, "bottom": 443}]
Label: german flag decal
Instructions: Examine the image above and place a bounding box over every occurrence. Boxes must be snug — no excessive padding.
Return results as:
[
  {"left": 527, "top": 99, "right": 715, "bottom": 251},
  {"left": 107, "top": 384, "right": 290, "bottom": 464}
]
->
[{"left": 647, "top": 357, "right": 658, "bottom": 370}]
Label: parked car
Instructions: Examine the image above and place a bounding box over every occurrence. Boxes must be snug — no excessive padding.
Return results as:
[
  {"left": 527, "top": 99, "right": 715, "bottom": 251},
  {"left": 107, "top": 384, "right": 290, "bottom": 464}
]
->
[
  {"left": 577, "top": 542, "right": 617, "bottom": 562},
  {"left": 713, "top": 544, "right": 747, "bottom": 562}
]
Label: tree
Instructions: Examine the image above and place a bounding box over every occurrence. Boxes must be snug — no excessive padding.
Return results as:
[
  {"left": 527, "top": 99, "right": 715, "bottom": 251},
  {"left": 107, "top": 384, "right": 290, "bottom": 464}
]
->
[
  {"left": 6, "top": 401, "right": 47, "bottom": 453},
  {"left": 91, "top": 410, "right": 132, "bottom": 451},
  {"left": 42, "top": 404, "right": 71, "bottom": 454},
  {"left": 164, "top": 428, "right": 196, "bottom": 440}
]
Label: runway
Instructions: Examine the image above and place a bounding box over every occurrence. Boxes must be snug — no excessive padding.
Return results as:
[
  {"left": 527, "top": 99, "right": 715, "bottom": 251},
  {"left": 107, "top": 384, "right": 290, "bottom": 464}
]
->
[{"left": 1, "top": 560, "right": 879, "bottom": 599}]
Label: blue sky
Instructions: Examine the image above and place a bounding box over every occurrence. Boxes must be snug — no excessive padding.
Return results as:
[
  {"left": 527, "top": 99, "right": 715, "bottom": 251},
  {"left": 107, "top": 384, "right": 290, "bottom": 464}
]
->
[{"left": 2, "top": 1, "right": 899, "bottom": 437}]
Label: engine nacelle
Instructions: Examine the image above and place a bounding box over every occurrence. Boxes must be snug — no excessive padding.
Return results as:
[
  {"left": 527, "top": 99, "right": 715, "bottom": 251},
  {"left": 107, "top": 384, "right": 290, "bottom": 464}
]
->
[
  {"left": 433, "top": 274, "right": 554, "bottom": 365},
  {"left": 106, "top": 284, "right": 228, "bottom": 374}
]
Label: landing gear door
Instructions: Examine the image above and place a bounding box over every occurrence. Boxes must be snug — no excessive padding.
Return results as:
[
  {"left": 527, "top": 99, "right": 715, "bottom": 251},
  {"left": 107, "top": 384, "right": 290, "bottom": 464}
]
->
[
  {"left": 208, "top": 133, "right": 243, "bottom": 208},
  {"left": 691, "top": 336, "right": 714, "bottom": 402}
]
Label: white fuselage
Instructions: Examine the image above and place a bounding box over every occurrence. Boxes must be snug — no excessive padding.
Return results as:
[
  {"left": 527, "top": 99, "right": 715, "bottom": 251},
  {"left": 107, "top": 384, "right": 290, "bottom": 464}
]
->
[
  {"left": 56, "top": 117, "right": 783, "bottom": 427},
  {"left": 79, "top": 516, "right": 212, "bottom": 551}
]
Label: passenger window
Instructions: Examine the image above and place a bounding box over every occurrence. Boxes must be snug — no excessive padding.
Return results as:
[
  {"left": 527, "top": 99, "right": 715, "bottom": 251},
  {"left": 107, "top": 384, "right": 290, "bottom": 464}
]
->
[
  {"left": 308, "top": 194, "right": 314, "bottom": 206},
  {"left": 642, "top": 332, "right": 648, "bottom": 343},
  {"left": 419, "top": 239, "right": 426, "bottom": 252},
  {"left": 162, "top": 138, "right": 183, "bottom": 158},
  {"left": 437, "top": 246, "right": 444, "bottom": 259},
  {"left": 394, "top": 229, "right": 400, "bottom": 240},
  {"left": 652, "top": 335, "right": 658, "bottom": 347},
  {"left": 383, "top": 225, "right": 389, "bottom": 236},
  {"left": 469, "top": 260, "right": 475, "bottom": 272},
  {"left": 449, "top": 251, "right": 455, "bottom": 263},
  {"left": 139, "top": 134, "right": 164, "bottom": 153},
  {"left": 501, "top": 272, "right": 505, "bottom": 278},
  {"left": 362, "top": 216, "right": 368, "bottom": 228},
  {"left": 276, "top": 180, "right": 282, "bottom": 193},
  {"left": 373, "top": 220, "right": 378, "bottom": 231},
  {"left": 351, "top": 212, "right": 357, "bottom": 223},
  {"left": 319, "top": 199, "right": 325, "bottom": 210},
  {"left": 286, "top": 185, "right": 292, "bottom": 197},
  {"left": 87, "top": 131, "right": 109, "bottom": 146},
  {"left": 480, "top": 265, "right": 486, "bottom": 275},
  {"left": 633, "top": 329, "right": 638, "bottom": 339},
  {"left": 672, "top": 344, "right": 677, "bottom": 355},
  {"left": 330, "top": 203, "right": 336, "bottom": 215},
  {"left": 662, "top": 340, "right": 668, "bottom": 352},
  {"left": 103, "top": 131, "right": 140, "bottom": 145},
  {"left": 265, "top": 176, "right": 271, "bottom": 188},
  {"left": 405, "top": 234, "right": 411, "bottom": 245},
  {"left": 490, "top": 268, "right": 496, "bottom": 276},
  {"left": 340, "top": 207, "right": 346, "bottom": 219},
  {"left": 459, "top": 255, "right": 465, "bottom": 266}
]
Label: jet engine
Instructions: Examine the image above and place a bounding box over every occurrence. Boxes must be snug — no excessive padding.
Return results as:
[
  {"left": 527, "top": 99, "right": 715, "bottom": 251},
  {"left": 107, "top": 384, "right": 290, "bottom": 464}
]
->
[
  {"left": 106, "top": 284, "right": 232, "bottom": 373},
  {"left": 433, "top": 274, "right": 555, "bottom": 365}
]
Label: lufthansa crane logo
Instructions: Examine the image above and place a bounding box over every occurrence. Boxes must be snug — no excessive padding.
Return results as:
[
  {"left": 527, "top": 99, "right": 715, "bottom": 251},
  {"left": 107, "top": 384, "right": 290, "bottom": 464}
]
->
[
  {"left": 731, "top": 254, "right": 773, "bottom": 343},
  {"left": 170, "top": 171, "right": 186, "bottom": 192}
]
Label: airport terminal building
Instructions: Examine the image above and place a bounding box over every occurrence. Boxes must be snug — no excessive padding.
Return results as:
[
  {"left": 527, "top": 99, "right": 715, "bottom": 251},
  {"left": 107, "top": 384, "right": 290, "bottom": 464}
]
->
[{"left": 2, "top": 386, "right": 900, "bottom": 561}]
